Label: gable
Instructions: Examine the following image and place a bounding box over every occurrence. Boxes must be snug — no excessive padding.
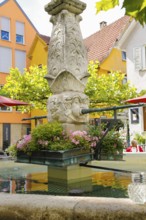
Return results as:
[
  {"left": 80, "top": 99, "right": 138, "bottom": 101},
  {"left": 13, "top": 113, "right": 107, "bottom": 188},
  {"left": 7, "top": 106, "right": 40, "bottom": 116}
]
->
[{"left": 0, "top": 0, "right": 38, "bottom": 33}]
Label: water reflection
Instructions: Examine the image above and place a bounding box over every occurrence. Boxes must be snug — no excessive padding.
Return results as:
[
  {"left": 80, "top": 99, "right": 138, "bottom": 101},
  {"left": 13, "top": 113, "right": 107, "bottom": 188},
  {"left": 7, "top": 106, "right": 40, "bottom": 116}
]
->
[{"left": 0, "top": 161, "right": 131, "bottom": 197}]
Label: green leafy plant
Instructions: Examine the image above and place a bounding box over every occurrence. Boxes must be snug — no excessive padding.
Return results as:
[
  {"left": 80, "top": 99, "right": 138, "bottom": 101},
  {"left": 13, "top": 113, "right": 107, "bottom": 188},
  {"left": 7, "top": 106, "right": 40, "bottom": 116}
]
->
[
  {"left": 6, "top": 144, "right": 17, "bottom": 157},
  {"left": 95, "top": 0, "right": 146, "bottom": 25},
  {"left": 88, "top": 124, "right": 125, "bottom": 156},
  {"left": 134, "top": 133, "right": 146, "bottom": 144}
]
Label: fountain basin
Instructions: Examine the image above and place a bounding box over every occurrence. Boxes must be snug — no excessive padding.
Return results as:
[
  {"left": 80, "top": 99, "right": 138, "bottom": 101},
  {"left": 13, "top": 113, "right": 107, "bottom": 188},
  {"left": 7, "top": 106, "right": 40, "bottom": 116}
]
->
[{"left": 0, "top": 194, "right": 146, "bottom": 220}]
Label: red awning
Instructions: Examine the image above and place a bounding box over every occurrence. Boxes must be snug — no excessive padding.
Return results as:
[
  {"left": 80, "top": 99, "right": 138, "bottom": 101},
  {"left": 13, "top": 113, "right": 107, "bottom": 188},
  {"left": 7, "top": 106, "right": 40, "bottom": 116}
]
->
[
  {"left": 124, "top": 95, "right": 146, "bottom": 104},
  {"left": 0, "top": 96, "right": 29, "bottom": 107}
]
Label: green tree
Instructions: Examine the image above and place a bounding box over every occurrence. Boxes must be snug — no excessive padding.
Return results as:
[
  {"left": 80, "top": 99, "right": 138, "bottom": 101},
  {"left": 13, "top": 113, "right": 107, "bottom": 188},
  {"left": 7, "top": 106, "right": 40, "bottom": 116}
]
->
[
  {"left": 96, "top": 0, "right": 146, "bottom": 25},
  {"left": 2, "top": 62, "right": 138, "bottom": 112},
  {"left": 2, "top": 65, "right": 51, "bottom": 111},
  {"left": 85, "top": 61, "right": 137, "bottom": 108}
]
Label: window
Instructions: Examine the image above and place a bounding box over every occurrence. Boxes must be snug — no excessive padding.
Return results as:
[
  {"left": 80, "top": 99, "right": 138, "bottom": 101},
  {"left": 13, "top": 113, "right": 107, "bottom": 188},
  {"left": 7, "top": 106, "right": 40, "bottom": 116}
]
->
[
  {"left": 122, "top": 51, "right": 126, "bottom": 61},
  {"left": 131, "top": 108, "right": 139, "bottom": 124},
  {"left": 16, "top": 34, "right": 23, "bottom": 44},
  {"left": 122, "top": 76, "right": 127, "bottom": 85},
  {"left": 15, "top": 50, "right": 26, "bottom": 72},
  {"left": 0, "top": 46, "right": 12, "bottom": 72},
  {"left": 0, "top": 106, "right": 12, "bottom": 112},
  {"left": 0, "top": 84, "right": 3, "bottom": 89},
  {"left": 0, "top": 17, "right": 10, "bottom": 41},
  {"left": 1, "top": 30, "right": 9, "bottom": 40},
  {"left": 38, "top": 64, "right": 42, "bottom": 69},
  {"left": 16, "top": 21, "right": 24, "bottom": 44}
]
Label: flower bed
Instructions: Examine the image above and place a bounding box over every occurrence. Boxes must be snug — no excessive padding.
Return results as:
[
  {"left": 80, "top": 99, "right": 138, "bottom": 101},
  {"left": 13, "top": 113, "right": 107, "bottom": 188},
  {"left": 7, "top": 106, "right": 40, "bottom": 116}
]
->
[{"left": 8, "top": 121, "right": 125, "bottom": 164}]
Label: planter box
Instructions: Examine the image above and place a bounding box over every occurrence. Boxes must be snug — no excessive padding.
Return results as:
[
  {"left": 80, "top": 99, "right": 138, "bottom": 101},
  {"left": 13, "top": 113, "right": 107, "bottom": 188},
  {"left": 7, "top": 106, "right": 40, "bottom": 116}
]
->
[
  {"left": 16, "top": 148, "right": 93, "bottom": 167},
  {"left": 16, "top": 151, "right": 31, "bottom": 163}
]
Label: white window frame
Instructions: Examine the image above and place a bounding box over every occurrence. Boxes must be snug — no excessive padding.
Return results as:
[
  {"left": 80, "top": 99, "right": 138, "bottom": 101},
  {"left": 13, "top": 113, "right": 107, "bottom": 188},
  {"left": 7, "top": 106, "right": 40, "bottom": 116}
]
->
[
  {"left": 0, "top": 16, "right": 10, "bottom": 41},
  {"left": 16, "top": 21, "right": 25, "bottom": 44}
]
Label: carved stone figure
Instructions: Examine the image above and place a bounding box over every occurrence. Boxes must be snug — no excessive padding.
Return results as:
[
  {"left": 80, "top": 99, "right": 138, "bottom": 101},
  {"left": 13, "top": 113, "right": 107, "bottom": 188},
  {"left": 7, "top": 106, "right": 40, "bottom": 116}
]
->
[
  {"left": 45, "top": 0, "right": 89, "bottom": 129},
  {"left": 45, "top": 0, "right": 89, "bottom": 93},
  {"left": 47, "top": 92, "right": 89, "bottom": 124}
]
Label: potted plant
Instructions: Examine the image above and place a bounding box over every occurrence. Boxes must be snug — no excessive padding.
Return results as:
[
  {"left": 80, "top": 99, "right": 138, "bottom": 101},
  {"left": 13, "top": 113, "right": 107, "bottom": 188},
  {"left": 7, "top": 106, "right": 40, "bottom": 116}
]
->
[{"left": 8, "top": 121, "right": 125, "bottom": 165}]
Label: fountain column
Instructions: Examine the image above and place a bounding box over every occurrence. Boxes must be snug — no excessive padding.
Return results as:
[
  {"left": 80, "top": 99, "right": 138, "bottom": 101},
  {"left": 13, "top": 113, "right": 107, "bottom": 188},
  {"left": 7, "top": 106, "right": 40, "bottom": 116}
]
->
[
  {"left": 45, "top": 0, "right": 89, "bottom": 132},
  {"left": 44, "top": 0, "right": 92, "bottom": 194}
]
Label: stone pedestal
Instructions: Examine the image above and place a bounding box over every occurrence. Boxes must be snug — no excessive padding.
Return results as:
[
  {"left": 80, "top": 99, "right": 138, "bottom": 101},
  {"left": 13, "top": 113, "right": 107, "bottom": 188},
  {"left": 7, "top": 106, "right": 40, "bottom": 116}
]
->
[{"left": 47, "top": 165, "right": 92, "bottom": 195}]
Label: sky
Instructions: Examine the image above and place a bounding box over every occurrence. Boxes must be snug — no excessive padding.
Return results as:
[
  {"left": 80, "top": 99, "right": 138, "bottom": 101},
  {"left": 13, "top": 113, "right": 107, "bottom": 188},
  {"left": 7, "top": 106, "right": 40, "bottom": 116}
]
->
[{"left": 1, "top": 0, "right": 125, "bottom": 38}]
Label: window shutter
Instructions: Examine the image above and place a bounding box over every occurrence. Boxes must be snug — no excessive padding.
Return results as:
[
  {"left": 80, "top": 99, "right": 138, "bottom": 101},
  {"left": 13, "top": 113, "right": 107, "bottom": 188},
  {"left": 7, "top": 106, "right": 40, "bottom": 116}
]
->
[
  {"left": 16, "top": 21, "right": 24, "bottom": 35},
  {"left": 0, "top": 46, "right": 12, "bottom": 73},
  {"left": 142, "top": 46, "right": 146, "bottom": 70},
  {"left": 15, "top": 50, "right": 26, "bottom": 72},
  {"left": 133, "top": 47, "right": 142, "bottom": 71},
  {"left": 1, "top": 17, "right": 10, "bottom": 32}
]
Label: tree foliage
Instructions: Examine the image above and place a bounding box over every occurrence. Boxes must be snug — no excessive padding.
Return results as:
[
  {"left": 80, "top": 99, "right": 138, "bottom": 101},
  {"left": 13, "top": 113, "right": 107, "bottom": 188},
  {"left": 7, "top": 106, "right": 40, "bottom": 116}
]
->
[
  {"left": 2, "top": 65, "right": 51, "bottom": 111},
  {"left": 96, "top": 0, "right": 146, "bottom": 25},
  {"left": 1, "top": 62, "right": 138, "bottom": 112},
  {"left": 85, "top": 61, "right": 137, "bottom": 108}
]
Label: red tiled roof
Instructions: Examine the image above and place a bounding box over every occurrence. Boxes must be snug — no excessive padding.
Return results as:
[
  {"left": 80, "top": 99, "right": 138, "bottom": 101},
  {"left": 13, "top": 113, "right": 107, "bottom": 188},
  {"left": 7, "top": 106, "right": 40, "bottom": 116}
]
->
[
  {"left": 39, "top": 34, "right": 50, "bottom": 45},
  {"left": 84, "top": 16, "right": 131, "bottom": 63}
]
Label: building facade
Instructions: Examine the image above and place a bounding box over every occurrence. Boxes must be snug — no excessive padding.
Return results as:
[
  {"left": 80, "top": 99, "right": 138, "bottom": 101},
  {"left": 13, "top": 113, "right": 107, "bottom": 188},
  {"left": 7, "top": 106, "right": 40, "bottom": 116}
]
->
[{"left": 0, "top": 0, "right": 38, "bottom": 150}]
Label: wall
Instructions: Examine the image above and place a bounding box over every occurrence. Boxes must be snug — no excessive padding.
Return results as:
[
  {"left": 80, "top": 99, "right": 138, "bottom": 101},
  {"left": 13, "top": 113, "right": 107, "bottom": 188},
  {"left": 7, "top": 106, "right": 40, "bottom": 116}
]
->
[
  {"left": 28, "top": 36, "right": 48, "bottom": 66},
  {"left": 100, "top": 48, "right": 126, "bottom": 74},
  {"left": 122, "top": 23, "right": 146, "bottom": 137},
  {"left": 123, "top": 24, "right": 146, "bottom": 92},
  {"left": 0, "top": 0, "right": 37, "bottom": 148}
]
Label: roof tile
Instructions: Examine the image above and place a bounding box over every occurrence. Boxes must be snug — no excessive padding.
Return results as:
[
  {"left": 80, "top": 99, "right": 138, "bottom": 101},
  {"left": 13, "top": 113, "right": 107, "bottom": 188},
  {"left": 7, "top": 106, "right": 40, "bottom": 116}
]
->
[{"left": 84, "top": 16, "right": 131, "bottom": 63}]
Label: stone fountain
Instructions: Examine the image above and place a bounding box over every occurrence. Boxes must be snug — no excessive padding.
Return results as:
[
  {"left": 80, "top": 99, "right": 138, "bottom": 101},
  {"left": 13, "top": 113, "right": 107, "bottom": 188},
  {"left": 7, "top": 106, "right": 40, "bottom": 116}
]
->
[
  {"left": 44, "top": 0, "right": 92, "bottom": 194},
  {"left": 45, "top": 0, "right": 89, "bottom": 133}
]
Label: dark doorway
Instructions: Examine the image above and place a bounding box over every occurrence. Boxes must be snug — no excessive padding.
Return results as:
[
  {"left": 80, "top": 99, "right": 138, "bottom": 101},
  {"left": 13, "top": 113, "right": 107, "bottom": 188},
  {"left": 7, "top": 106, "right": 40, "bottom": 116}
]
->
[{"left": 3, "top": 123, "right": 11, "bottom": 150}]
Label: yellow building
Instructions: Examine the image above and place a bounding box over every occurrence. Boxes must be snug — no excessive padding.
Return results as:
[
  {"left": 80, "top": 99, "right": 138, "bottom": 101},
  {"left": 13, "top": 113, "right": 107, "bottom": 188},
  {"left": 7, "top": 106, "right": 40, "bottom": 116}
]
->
[
  {"left": 0, "top": 0, "right": 38, "bottom": 149},
  {"left": 28, "top": 34, "right": 50, "bottom": 129}
]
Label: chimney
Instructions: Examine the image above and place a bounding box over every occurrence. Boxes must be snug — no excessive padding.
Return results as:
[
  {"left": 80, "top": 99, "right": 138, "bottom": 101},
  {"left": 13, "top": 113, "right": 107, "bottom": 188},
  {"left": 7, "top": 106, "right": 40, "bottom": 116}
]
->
[{"left": 100, "top": 21, "right": 107, "bottom": 30}]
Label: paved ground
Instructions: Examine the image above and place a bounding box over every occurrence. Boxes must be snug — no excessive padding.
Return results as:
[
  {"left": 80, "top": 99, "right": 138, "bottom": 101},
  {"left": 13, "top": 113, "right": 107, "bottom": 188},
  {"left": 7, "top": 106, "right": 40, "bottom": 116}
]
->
[{"left": 91, "top": 153, "right": 146, "bottom": 173}]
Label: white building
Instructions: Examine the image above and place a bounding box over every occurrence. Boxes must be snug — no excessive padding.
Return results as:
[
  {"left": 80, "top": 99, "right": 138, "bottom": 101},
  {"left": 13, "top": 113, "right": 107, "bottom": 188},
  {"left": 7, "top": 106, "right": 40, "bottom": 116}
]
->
[{"left": 117, "top": 19, "right": 146, "bottom": 140}]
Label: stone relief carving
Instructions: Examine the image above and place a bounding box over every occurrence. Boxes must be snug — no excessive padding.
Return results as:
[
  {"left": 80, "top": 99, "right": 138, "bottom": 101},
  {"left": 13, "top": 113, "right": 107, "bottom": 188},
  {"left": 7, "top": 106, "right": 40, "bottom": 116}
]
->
[
  {"left": 45, "top": 0, "right": 89, "bottom": 126},
  {"left": 45, "top": 9, "right": 89, "bottom": 87},
  {"left": 47, "top": 92, "right": 89, "bottom": 124},
  {"left": 50, "top": 71, "right": 85, "bottom": 94}
]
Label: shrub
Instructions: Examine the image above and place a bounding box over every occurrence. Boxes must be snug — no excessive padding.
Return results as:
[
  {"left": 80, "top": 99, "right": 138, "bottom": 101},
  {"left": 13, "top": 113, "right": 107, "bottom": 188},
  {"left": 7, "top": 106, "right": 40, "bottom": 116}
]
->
[{"left": 7, "top": 122, "right": 125, "bottom": 157}]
